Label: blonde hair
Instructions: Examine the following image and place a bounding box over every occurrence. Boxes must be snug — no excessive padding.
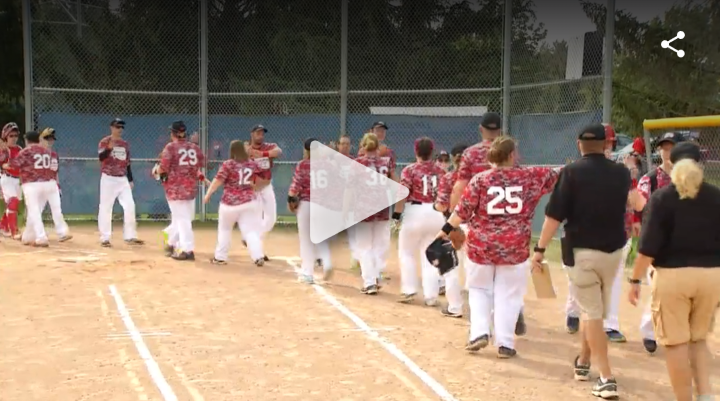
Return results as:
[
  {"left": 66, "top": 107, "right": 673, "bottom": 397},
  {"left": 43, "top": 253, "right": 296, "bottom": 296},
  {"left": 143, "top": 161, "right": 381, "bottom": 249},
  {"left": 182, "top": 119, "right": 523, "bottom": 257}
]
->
[
  {"left": 487, "top": 136, "right": 516, "bottom": 165},
  {"left": 361, "top": 132, "right": 379, "bottom": 152},
  {"left": 671, "top": 159, "right": 703, "bottom": 199}
]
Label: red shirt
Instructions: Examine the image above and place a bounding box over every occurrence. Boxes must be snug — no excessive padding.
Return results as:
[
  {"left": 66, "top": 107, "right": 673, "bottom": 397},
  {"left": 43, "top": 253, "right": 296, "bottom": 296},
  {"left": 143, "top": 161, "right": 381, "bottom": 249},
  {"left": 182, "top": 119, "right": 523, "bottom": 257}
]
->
[
  {"left": 215, "top": 159, "right": 259, "bottom": 206},
  {"left": 456, "top": 140, "right": 520, "bottom": 182},
  {"left": 435, "top": 170, "right": 458, "bottom": 208},
  {"left": 637, "top": 166, "right": 671, "bottom": 201},
  {"left": 288, "top": 159, "right": 312, "bottom": 202},
  {"left": 250, "top": 142, "right": 279, "bottom": 181},
  {"left": 454, "top": 166, "right": 559, "bottom": 265},
  {"left": 159, "top": 140, "right": 206, "bottom": 201},
  {"left": 0, "top": 145, "right": 22, "bottom": 177},
  {"left": 400, "top": 160, "right": 446, "bottom": 203},
  {"left": 354, "top": 155, "right": 394, "bottom": 222},
  {"left": 10, "top": 144, "right": 57, "bottom": 183},
  {"left": 98, "top": 136, "right": 130, "bottom": 177},
  {"left": 358, "top": 145, "right": 396, "bottom": 171}
]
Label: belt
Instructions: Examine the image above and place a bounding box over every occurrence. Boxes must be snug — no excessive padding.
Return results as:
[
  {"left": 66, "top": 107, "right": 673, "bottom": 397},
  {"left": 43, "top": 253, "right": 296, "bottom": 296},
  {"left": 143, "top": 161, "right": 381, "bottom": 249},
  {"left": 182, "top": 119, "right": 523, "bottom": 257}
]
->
[
  {"left": 104, "top": 173, "right": 126, "bottom": 178},
  {"left": 2, "top": 173, "right": 19, "bottom": 179},
  {"left": 410, "top": 201, "right": 430, "bottom": 205}
]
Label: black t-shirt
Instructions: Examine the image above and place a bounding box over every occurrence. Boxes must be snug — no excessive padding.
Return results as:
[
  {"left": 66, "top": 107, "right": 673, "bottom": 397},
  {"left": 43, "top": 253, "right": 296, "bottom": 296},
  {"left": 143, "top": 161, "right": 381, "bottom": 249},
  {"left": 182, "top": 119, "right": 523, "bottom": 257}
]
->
[
  {"left": 546, "top": 153, "right": 631, "bottom": 253},
  {"left": 639, "top": 182, "right": 720, "bottom": 268}
]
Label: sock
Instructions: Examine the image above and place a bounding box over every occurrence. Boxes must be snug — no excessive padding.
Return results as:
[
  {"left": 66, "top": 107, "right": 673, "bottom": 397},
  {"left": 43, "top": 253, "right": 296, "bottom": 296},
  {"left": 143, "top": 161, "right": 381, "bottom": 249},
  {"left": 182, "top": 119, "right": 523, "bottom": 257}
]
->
[
  {"left": 0, "top": 213, "right": 7, "bottom": 231},
  {"left": 7, "top": 212, "right": 17, "bottom": 235}
]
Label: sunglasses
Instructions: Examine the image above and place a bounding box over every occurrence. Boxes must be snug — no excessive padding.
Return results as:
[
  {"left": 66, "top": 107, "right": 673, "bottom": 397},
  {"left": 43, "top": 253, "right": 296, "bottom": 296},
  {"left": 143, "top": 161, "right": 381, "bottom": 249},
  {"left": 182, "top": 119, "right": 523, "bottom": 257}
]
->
[{"left": 112, "top": 125, "right": 125, "bottom": 129}]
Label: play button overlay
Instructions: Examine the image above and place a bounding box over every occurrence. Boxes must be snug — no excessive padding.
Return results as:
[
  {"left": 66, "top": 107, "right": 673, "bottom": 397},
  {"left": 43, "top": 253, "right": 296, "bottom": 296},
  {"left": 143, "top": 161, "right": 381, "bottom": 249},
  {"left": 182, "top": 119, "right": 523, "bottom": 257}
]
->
[{"left": 309, "top": 141, "right": 409, "bottom": 244}]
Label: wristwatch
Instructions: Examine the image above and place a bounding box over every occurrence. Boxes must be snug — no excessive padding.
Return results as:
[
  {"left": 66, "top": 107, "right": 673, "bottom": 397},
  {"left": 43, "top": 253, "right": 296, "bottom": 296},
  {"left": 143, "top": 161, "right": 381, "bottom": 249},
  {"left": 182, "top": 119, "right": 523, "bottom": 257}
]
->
[
  {"left": 533, "top": 245, "right": 546, "bottom": 253},
  {"left": 627, "top": 278, "right": 642, "bottom": 285}
]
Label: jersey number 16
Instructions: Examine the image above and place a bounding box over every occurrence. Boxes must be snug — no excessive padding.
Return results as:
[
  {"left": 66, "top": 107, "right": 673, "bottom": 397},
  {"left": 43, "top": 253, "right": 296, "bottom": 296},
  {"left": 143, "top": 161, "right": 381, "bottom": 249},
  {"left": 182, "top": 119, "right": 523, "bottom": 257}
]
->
[{"left": 487, "top": 186, "right": 523, "bottom": 215}]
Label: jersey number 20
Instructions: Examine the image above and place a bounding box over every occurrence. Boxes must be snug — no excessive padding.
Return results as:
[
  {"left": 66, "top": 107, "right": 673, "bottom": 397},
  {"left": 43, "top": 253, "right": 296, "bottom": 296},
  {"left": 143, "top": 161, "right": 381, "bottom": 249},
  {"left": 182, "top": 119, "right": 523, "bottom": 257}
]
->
[
  {"left": 33, "top": 154, "right": 51, "bottom": 169},
  {"left": 487, "top": 186, "right": 523, "bottom": 215},
  {"left": 178, "top": 149, "right": 198, "bottom": 166}
]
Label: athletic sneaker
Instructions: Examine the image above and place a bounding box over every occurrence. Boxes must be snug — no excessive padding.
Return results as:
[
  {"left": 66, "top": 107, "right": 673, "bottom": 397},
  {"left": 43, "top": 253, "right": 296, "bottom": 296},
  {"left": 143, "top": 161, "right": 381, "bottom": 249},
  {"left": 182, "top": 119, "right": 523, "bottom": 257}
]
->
[
  {"left": 591, "top": 377, "right": 619, "bottom": 399},
  {"left": 465, "top": 334, "right": 489, "bottom": 352},
  {"left": 497, "top": 346, "right": 517, "bottom": 359},
  {"left": 566, "top": 316, "right": 580, "bottom": 334},
  {"left": 34, "top": 241, "right": 49, "bottom": 248},
  {"left": 605, "top": 329, "right": 626, "bottom": 343},
  {"left": 209, "top": 258, "right": 227, "bottom": 265},
  {"left": 58, "top": 235, "right": 72, "bottom": 242},
  {"left": 643, "top": 338, "right": 657, "bottom": 354},
  {"left": 101, "top": 240, "right": 112, "bottom": 248},
  {"left": 425, "top": 298, "right": 439, "bottom": 307},
  {"left": 172, "top": 251, "right": 195, "bottom": 261},
  {"left": 398, "top": 293, "right": 415, "bottom": 303},
  {"left": 573, "top": 356, "right": 591, "bottom": 381},
  {"left": 515, "top": 310, "right": 527, "bottom": 336},
  {"left": 440, "top": 306, "right": 463, "bottom": 318},
  {"left": 361, "top": 284, "right": 378, "bottom": 295},
  {"left": 298, "top": 274, "right": 314, "bottom": 284},
  {"left": 125, "top": 238, "right": 145, "bottom": 245},
  {"left": 164, "top": 245, "right": 174, "bottom": 257},
  {"left": 254, "top": 259, "right": 265, "bottom": 267},
  {"left": 439, "top": 286, "right": 446, "bottom": 296}
]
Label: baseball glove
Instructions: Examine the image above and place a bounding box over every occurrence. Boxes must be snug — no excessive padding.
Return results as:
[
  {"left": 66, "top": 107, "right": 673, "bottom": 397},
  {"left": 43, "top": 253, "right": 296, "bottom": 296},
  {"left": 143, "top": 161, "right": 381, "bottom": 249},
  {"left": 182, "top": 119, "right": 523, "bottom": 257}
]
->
[
  {"left": 425, "top": 238, "right": 459, "bottom": 275},
  {"left": 447, "top": 228, "right": 466, "bottom": 250},
  {"left": 287, "top": 195, "right": 300, "bottom": 214}
]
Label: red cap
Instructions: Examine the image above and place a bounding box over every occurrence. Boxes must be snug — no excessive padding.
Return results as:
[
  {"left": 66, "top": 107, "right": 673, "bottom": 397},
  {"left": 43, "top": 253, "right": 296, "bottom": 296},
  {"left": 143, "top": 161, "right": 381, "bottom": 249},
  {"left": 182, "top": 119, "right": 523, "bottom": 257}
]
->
[
  {"left": 602, "top": 123, "right": 616, "bottom": 143},
  {"left": 632, "top": 138, "right": 646, "bottom": 156}
]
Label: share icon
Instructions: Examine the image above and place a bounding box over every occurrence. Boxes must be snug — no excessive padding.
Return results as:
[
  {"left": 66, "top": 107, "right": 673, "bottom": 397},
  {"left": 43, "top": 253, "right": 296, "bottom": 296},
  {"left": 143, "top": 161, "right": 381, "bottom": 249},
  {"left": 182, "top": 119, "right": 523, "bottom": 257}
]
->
[{"left": 661, "top": 31, "right": 685, "bottom": 58}]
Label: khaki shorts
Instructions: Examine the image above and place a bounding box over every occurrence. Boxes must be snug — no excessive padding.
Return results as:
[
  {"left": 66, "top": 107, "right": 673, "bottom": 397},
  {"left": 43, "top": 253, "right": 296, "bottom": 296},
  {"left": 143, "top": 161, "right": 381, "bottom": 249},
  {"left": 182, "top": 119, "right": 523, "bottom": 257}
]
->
[
  {"left": 567, "top": 248, "right": 623, "bottom": 320},
  {"left": 652, "top": 267, "right": 720, "bottom": 346}
]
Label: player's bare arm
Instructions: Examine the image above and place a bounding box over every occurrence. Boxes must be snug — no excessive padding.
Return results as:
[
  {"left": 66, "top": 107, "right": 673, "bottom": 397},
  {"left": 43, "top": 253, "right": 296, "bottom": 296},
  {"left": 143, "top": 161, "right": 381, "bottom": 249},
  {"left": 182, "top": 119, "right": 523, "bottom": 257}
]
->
[
  {"left": 627, "top": 188, "right": 646, "bottom": 212},
  {"left": 449, "top": 179, "right": 468, "bottom": 211},
  {"left": 203, "top": 176, "right": 223, "bottom": 204}
]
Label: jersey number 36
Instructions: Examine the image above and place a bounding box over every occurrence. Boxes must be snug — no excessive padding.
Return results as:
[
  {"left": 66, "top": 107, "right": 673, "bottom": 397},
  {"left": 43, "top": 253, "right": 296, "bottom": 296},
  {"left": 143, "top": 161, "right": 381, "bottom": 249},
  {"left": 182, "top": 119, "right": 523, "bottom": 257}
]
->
[{"left": 487, "top": 186, "right": 523, "bottom": 215}]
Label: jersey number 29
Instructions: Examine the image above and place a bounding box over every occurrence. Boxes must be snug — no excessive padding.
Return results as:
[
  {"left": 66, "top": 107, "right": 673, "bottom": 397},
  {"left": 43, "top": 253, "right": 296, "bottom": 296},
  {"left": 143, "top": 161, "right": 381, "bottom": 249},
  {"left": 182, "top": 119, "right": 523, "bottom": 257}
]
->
[
  {"left": 487, "top": 186, "right": 523, "bottom": 215},
  {"left": 178, "top": 149, "right": 198, "bottom": 166},
  {"left": 33, "top": 154, "right": 51, "bottom": 169}
]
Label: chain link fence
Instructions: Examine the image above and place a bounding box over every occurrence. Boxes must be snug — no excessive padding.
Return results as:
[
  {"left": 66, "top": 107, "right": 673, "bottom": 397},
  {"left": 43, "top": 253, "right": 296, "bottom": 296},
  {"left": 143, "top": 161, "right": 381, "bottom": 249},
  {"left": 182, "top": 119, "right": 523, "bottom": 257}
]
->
[{"left": 27, "top": 0, "right": 613, "bottom": 229}]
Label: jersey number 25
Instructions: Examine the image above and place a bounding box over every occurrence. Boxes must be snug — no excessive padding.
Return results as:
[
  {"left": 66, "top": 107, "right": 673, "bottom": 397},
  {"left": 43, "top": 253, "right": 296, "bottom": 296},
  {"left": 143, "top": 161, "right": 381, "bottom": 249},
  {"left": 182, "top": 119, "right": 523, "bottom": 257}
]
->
[{"left": 487, "top": 186, "right": 523, "bottom": 215}]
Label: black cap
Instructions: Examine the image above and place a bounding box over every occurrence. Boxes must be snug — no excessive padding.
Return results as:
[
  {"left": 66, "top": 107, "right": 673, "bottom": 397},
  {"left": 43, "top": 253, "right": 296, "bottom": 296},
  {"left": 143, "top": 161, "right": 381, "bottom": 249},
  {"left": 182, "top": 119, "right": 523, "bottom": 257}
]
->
[
  {"left": 450, "top": 144, "right": 468, "bottom": 156},
  {"left": 371, "top": 121, "right": 388, "bottom": 130},
  {"left": 655, "top": 132, "right": 683, "bottom": 148},
  {"left": 25, "top": 130, "right": 40, "bottom": 142},
  {"left": 170, "top": 120, "right": 187, "bottom": 132},
  {"left": 578, "top": 123, "right": 607, "bottom": 140},
  {"left": 670, "top": 141, "right": 701, "bottom": 163},
  {"left": 252, "top": 124, "right": 268, "bottom": 133},
  {"left": 480, "top": 112, "right": 502, "bottom": 130},
  {"left": 304, "top": 138, "right": 319, "bottom": 151},
  {"left": 110, "top": 118, "right": 125, "bottom": 127}
]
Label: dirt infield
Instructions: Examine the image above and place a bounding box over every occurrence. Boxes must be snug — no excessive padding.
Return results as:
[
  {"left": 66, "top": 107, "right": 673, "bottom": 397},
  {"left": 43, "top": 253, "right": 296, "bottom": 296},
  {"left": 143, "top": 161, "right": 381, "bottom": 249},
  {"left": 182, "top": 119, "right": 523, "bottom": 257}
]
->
[{"left": 1, "top": 224, "right": 717, "bottom": 400}]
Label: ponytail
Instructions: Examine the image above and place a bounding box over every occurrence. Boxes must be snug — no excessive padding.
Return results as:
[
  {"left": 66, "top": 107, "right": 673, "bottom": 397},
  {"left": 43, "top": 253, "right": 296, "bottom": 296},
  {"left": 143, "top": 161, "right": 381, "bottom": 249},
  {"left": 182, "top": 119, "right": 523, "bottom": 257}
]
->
[{"left": 671, "top": 159, "right": 703, "bottom": 199}]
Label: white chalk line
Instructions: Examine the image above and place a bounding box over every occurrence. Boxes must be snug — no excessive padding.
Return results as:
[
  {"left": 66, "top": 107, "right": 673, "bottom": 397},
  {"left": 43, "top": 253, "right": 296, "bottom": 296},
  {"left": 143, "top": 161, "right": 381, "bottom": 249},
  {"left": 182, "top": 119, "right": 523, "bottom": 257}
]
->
[
  {"left": 108, "top": 284, "right": 178, "bottom": 401},
  {"left": 284, "top": 260, "right": 459, "bottom": 401}
]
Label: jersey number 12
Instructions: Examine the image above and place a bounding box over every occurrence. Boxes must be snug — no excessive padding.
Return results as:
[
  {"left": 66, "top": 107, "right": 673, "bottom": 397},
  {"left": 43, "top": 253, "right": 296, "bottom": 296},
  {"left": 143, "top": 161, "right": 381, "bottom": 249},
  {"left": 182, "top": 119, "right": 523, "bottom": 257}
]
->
[{"left": 487, "top": 186, "right": 523, "bottom": 215}]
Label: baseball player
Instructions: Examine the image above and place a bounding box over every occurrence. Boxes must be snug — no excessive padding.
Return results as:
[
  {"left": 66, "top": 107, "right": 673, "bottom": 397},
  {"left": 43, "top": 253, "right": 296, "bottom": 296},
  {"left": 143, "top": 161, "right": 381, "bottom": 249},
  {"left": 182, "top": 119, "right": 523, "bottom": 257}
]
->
[
  {"left": 203, "top": 140, "right": 266, "bottom": 266},
  {"left": 156, "top": 121, "right": 207, "bottom": 261},
  {"left": 348, "top": 132, "right": 397, "bottom": 295},
  {"left": 0, "top": 122, "right": 23, "bottom": 239},
  {"left": 450, "top": 112, "right": 527, "bottom": 335},
  {"left": 245, "top": 124, "right": 283, "bottom": 261},
  {"left": 288, "top": 138, "right": 334, "bottom": 284},
  {"left": 97, "top": 118, "right": 144, "bottom": 247},
  {"left": 38, "top": 128, "right": 72, "bottom": 241},
  {"left": 5, "top": 131, "right": 67, "bottom": 246},
  {"left": 442, "top": 136, "right": 559, "bottom": 358},
  {"left": 435, "top": 150, "right": 451, "bottom": 172},
  {"left": 393, "top": 138, "right": 464, "bottom": 316}
]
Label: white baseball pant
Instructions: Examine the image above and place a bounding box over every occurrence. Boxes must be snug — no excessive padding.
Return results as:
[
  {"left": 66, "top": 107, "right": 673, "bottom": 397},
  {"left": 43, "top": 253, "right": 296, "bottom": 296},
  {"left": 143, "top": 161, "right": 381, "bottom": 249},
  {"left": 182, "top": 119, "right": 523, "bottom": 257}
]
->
[
  {"left": 0, "top": 175, "right": 22, "bottom": 201},
  {"left": 459, "top": 224, "right": 470, "bottom": 291},
  {"left": 399, "top": 203, "right": 462, "bottom": 311},
  {"left": 354, "top": 220, "right": 391, "bottom": 288},
  {"left": 467, "top": 260, "right": 529, "bottom": 349},
  {"left": 21, "top": 181, "right": 67, "bottom": 243},
  {"left": 257, "top": 184, "right": 277, "bottom": 235},
  {"left": 215, "top": 201, "right": 264, "bottom": 262},
  {"left": 163, "top": 223, "right": 178, "bottom": 248},
  {"left": 296, "top": 201, "right": 333, "bottom": 277},
  {"left": 98, "top": 174, "right": 137, "bottom": 242},
  {"left": 315, "top": 240, "right": 332, "bottom": 268},
  {"left": 639, "top": 268, "right": 655, "bottom": 340},
  {"left": 565, "top": 238, "right": 632, "bottom": 331},
  {"left": 167, "top": 199, "right": 195, "bottom": 253}
]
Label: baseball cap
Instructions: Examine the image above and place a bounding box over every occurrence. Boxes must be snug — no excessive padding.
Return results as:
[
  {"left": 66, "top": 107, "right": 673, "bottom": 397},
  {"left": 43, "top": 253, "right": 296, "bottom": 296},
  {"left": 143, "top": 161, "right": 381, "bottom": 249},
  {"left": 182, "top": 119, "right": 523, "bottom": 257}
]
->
[
  {"left": 632, "top": 137, "right": 646, "bottom": 155},
  {"left": 655, "top": 132, "right": 683, "bottom": 148},
  {"left": 578, "top": 123, "right": 607, "bottom": 140},
  {"left": 252, "top": 124, "right": 268, "bottom": 133},
  {"left": 670, "top": 142, "right": 701, "bottom": 163},
  {"left": 371, "top": 121, "right": 388, "bottom": 130},
  {"left": 602, "top": 123, "right": 616, "bottom": 142},
  {"left": 25, "top": 130, "right": 40, "bottom": 142},
  {"left": 110, "top": 118, "right": 125, "bottom": 127},
  {"left": 170, "top": 120, "right": 187, "bottom": 132},
  {"left": 480, "top": 112, "right": 502, "bottom": 130},
  {"left": 2, "top": 122, "right": 19, "bottom": 140},
  {"left": 41, "top": 128, "right": 57, "bottom": 140},
  {"left": 304, "top": 137, "right": 318, "bottom": 151},
  {"left": 450, "top": 144, "right": 468, "bottom": 156},
  {"left": 437, "top": 150, "right": 450, "bottom": 160}
]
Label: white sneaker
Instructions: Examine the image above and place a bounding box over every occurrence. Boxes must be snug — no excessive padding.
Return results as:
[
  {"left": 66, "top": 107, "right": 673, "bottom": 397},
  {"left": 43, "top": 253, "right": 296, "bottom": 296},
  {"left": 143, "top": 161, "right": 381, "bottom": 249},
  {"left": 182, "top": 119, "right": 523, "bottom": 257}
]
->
[
  {"left": 425, "top": 298, "right": 439, "bottom": 307},
  {"left": 297, "top": 274, "right": 314, "bottom": 284}
]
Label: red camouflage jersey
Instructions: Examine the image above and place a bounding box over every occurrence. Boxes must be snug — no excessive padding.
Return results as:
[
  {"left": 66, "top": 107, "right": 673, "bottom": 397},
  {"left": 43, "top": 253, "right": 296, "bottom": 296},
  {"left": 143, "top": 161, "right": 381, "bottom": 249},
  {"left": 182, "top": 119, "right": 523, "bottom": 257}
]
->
[
  {"left": 215, "top": 159, "right": 259, "bottom": 206},
  {"left": 401, "top": 160, "right": 446, "bottom": 203},
  {"left": 289, "top": 159, "right": 311, "bottom": 201},
  {"left": 0, "top": 145, "right": 22, "bottom": 177},
  {"left": 358, "top": 145, "right": 396, "bottom": 170},
  {"left": 637, "top": 166, "right": 671, "bottom": 201},
  {"left": 10, "top": 144, "right": 57, "bottom": 183},
  {"left": 455, "top": 166, "right": 559, "bottom": 265},
  {"left": 436, "top": 170, "right": 458, "bottom": 208},
  {"left": 250, "top": 142, "right": 279, "bottom": 181},
  {"left": 159, "top": 140, "right": 206, "bottom": 201},
  {"left": 456, "top": 140, "right": 520, "bottom": 182},
  {"left": 98, "top": 136, "right": 130, "bottom": 177},
  {"left": 288, "top": 158, "right": 340, "bottom": 205},
  {"left": 355, "top": 154, "right": 394, "bottom": 222}
]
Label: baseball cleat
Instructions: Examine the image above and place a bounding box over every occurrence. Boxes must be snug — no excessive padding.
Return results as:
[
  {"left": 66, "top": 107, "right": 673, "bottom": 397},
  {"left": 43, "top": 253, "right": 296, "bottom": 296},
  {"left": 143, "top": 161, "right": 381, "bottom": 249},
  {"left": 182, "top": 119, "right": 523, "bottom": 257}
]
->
[
  {"left": 441, "top": 306, "right": 463, "bottom": 318},
  {"left": 497, "top": 346, "right": 517, "bottom": 359},
  {"left": 263, "top": 255, "right": 270, "bottom": 262},
  {"left": 573, "top": 356, "right": 591, "bottom": 381},
  {"left": 643, "top": 338, "right": 657, "bottom": 354},
  {"left": 101, "top": 240, "right": 112, "bottom": 248},
  {"left": 439, "top": 286, "right": 446, "bottom": 296},
  {"left": 424, "top": 298, "right": 439, "bottom": 307},
  {"left": 398, "top": 293, "right": 415, "bottom": 303},
  {"left": 566, "top": 316, "right": 580, "bottom": 334},
  {"left": 361, "top": 284, "right": 378, "bottom": 295},
  {"left": 297, "top": 274, "right": 315, "bottom": 284},
  {"left": 210, "top": 258, "right": 227, "bottom": 265},
  {"left": 58, "top": 235, "right": 73, "bottom": 242},
  {"left": 125, "top": 238, "right": 145, "bottom": 245},
  {"left": 465, "top": 334, "right": 489, "bottom": 352},
  {"left": 515, "top": 310, "right": 527, "bottom": 336},
  {"left": 591, "top": 377, "right": 619, "bottom": 399},
  {"left": 164, "top": 245, "right": 175, "bottom": 257},
  {"left": 254, "top": 258, "right": 265, "bottom": 267},
  {"left": 171, "top": 251, "right": 195, "bottom": 261},
  {"left": 605, "top": 329, "right": 626, "bottom": 343},
  {"left": 34, "top": 241, "right": 49, "bottom": 248}
]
